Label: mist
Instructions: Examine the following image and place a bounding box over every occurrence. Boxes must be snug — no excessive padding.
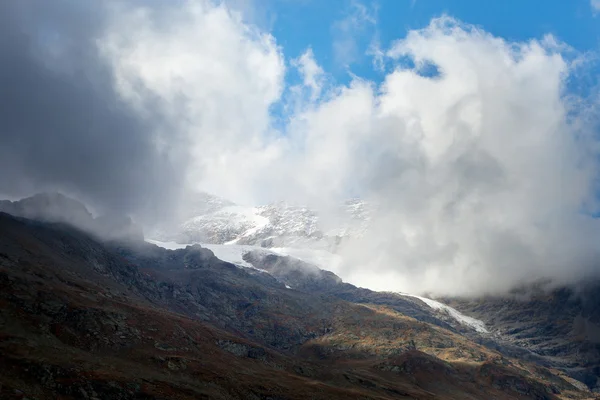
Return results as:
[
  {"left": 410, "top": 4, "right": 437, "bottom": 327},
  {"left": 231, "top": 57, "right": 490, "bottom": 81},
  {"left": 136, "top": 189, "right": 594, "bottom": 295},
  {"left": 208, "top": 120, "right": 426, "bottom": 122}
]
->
[
  {"left": 0, "top": 1, "right": 187, "bottom": 223},
  {"left": 2, "top": 1, "right": 600, "bottom": 296}
]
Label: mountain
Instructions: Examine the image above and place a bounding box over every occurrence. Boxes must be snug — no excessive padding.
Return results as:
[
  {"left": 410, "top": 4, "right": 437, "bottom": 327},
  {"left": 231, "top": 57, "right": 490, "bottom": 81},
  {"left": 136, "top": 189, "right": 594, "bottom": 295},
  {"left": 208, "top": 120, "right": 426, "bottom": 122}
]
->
[
  {"left": 1, "top": 201, "right": 596, "bottom": 398},
  {"left": 444, "top": 284, "right": 600, "bottom": 392},
  {"left": 151, "top": 192, "right": 371, "bottom": 251},
  {"left": 143, "top": 191, "right": 600, "bottom": 395},
  {"left": 147, "top": 239, "right": 600, "bottom": 394},
  {"left": 146, "top": 240, "right": 486, "bottom": 335}
]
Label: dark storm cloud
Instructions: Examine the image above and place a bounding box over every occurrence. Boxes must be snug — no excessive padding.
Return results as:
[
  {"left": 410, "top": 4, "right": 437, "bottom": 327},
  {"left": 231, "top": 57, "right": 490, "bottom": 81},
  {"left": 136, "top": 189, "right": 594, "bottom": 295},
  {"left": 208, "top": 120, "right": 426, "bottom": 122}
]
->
[{"left": 0, "top": 1, "right": 185, "bottom": 220}]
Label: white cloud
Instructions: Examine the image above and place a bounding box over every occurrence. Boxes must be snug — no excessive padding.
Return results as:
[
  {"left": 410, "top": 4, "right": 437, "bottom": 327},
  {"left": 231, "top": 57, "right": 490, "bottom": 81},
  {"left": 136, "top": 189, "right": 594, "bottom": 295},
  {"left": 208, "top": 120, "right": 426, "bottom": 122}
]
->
[
  {"left": 592, "top": 0, "right": 600, "bottom": 13},
  {"left": 100, "top": 0, "right": 285, "bottom": 205},
  {"left": 325, "top": 17, "right": 600, "bottom": 296},
  {"left": 100, "top": 4, "right": 600, "bottom": 296},
  {"left": 291, "top": 48, "right": 325, "bottom": 101},
  {"left": 331, "top": 1, "right": 378, "bottom": 67},
  {"left": 367, "top": 34, "right": 385, "bottom": 72}
]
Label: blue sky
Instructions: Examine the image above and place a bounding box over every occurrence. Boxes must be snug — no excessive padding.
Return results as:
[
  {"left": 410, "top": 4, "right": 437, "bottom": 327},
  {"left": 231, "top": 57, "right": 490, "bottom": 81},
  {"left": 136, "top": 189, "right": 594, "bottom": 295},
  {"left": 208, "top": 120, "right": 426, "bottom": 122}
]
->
[{"left": 259, "top": 0, "right": 600, "bottom": 86}]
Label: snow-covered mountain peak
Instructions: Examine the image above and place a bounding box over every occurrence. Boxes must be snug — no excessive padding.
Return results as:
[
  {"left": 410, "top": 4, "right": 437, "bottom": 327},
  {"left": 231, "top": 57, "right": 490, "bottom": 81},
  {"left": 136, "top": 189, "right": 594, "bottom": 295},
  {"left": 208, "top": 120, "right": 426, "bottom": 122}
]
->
[{"left": 155, "top": 192, "right": 372, "bottom": 251}]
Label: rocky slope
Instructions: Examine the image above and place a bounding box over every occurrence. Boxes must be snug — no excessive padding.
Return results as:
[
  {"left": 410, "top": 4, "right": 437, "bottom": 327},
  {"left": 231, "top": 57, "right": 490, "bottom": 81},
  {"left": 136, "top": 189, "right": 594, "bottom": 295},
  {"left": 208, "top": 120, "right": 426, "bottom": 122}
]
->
[
  {"left": 146, "top": 240, "right": 491, "bottom": 335},
  {"left": 147, "top": 191, "right": 600, "bottom": 395},
  {"left": 1, "top": 209, "right": 595, "bottom": 399},
  {"left": 445, "top": 284, "right": 600, "bottom": 393}
]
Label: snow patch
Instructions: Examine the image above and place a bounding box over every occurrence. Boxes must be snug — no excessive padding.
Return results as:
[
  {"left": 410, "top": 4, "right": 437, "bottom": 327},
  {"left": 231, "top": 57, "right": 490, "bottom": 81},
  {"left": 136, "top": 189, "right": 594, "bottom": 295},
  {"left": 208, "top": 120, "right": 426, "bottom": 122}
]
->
[
  {"left": 201, "top": 243, "right": 263, "bottom": 269},
  {"left": 147, "top": 239, "right": 270, "bottom": 271},
  {"left": 219, "top": 206, "right": 270, "bottom": 243},
  {"left": 147, "top": 241, "right": 486, "bottom": 333},
  {"left": 401, "top": 293, "right": 488, "bottom": 333},
  {"left": 146, "top": 239, "right": 189, "bottom": 250},
  {"left": 147, "top": 239, "right": 344, "bottom": 276}
]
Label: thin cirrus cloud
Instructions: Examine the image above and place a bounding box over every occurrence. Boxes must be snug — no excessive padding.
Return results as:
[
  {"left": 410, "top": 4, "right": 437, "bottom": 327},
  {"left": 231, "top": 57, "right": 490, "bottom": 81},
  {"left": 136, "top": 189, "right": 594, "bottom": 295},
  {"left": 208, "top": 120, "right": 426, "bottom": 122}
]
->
[
  {"left": 331, "top": 1, "right": 379, "bottom": 68},
  {"left": 1, "top": 0, "right": 600, "bottom": 295}
]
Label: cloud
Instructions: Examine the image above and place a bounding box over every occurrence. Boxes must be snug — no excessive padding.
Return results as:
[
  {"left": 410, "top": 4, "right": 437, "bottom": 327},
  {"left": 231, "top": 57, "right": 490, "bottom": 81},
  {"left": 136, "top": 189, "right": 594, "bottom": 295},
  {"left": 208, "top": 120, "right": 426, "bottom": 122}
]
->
[
  {"left": 305, "top": 17, "right": 600, "bottom": 296},
  {"left": 592, "top": 0, "right": 600, "bottom": 14},
  {"left": 2, "top": 2, "right": 600, "bottom": 296},
  {"left": 291, "top": 48, "right": 325, "bottom": 100},
  {"left": 331, "top": 1, "right": 378, "bottom": 68},
  {"left": 0, "top": 1, "right": 185, "bottom": 220},
  {"left": 100, "top": 0, "right": 285, "bottom": 207},
  {"left": 0, "top": 0, "right": 285, "bottom": 218},
  {"left": 367, "top": 35, "right": 386, "bottom": 72},
  {"left": 251, "top": 16, "right": 600, "bottom": 296}
]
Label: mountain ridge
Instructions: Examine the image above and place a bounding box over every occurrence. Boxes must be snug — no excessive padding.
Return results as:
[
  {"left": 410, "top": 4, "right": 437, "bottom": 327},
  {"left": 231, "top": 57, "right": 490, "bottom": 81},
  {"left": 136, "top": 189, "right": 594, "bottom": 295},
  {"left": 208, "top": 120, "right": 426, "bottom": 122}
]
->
[
  {"left": 1, "top": 193, "right": 599, "bottom": 398},
  {"left": 150, "top": 192, "right": 371, "bottom": 251},
  {"left": 0, "top": 208, "right": 595, "bottom": 398}
]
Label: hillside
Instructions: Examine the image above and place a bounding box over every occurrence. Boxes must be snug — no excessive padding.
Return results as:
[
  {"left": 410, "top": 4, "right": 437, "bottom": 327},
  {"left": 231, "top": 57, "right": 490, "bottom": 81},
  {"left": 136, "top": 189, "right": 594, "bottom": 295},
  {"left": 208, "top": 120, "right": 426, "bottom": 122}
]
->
[
  {"left": 0, "top": 210, "right": 596, "bottom": 399},
  {"left": 445, "top": 285, "right": 600, "bottom": 392}
]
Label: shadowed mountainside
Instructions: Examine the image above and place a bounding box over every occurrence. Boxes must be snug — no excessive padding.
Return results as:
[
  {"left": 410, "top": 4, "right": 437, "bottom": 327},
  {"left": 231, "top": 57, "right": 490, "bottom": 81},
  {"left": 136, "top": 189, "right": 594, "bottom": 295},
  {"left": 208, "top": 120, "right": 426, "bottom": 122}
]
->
[
  {"left": 0, "top": 211, "right": 596, "bottom": 399},
  {"left": 445, "top": 284, "right": 600, "bottom": 393}
]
